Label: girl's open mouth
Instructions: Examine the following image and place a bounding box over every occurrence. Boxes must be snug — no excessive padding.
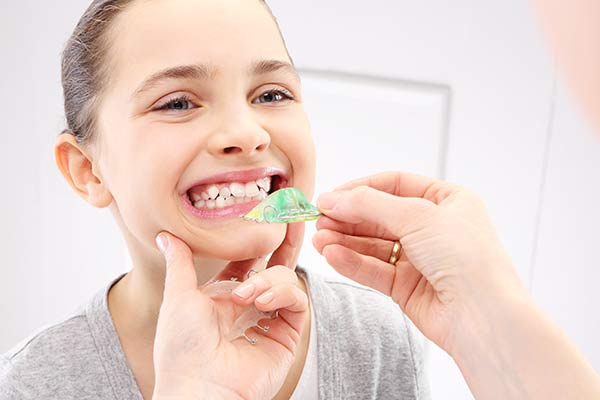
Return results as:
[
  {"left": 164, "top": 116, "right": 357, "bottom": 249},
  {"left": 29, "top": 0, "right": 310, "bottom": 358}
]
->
[{"left": 181, "top": 169, "right": 288, "bottom": 220}]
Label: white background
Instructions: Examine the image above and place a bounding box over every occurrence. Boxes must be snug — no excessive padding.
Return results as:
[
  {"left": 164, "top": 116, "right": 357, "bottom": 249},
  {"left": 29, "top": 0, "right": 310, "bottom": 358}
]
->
[{"left": 1, "top": 1, "right": 599, "bottom": 399}]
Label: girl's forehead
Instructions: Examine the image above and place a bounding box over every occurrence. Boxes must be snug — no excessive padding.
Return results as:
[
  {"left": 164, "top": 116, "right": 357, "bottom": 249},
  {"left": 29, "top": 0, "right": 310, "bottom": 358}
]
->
[
  {"left": 113, "top": 0, "right": 280, "bottom": 46},
  {"left": 107, "top": 0, "right": 288, "bottom": 83}
]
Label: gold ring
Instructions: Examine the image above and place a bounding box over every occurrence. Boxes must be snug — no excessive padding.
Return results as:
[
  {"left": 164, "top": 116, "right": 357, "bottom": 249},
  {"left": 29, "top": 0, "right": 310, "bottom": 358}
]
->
[{"left": 388, "top": 241, "right": 403, "bottom": 264}]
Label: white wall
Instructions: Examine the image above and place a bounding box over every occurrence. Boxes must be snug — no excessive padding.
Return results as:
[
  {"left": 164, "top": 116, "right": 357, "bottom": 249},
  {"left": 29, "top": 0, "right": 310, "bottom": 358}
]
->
[
  {"left": 1, "top": 1, "right": 599, "bottom": 399},
  {"left": 0, "top": 0, "right": 130, "bottom": 349}
]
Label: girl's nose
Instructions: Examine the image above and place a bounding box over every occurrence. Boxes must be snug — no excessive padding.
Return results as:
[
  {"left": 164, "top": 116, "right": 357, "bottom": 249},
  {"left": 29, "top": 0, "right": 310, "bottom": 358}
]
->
[{"left": 206, "top": 116, "right": 271, "bottom": 158}]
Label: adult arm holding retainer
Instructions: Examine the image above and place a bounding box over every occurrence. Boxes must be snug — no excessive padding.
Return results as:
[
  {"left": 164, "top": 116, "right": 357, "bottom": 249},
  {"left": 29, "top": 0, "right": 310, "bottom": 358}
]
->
[{"left": 312, "top": 1, "right": 600, "bottom": 398}]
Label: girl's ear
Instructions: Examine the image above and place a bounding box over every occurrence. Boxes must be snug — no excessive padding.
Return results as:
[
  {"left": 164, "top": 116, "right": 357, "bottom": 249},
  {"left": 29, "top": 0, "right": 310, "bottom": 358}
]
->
[{"left": 55, "top": 133, "right": 113, "bottom": 208}]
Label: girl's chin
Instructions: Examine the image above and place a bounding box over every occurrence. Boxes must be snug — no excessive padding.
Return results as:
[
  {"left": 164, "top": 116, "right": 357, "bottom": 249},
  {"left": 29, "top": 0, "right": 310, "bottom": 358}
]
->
[{"left": 185, "top": 222, "right": 287, "bottom": 261}]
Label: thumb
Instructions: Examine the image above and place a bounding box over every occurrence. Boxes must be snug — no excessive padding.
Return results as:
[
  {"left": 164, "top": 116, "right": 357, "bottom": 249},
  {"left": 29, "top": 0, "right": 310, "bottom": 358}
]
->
[
  {"left": 156, "top": 232, "right": 198, "bottom": 300},
  {"left": 317, "top": 186, "right": 434, "bottom": 236}
]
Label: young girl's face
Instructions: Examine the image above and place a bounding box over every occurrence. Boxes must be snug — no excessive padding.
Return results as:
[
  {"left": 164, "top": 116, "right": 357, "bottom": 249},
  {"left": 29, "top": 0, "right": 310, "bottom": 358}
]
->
[{"left": 93, "top": 0, "right": 315, "bottom": 261}]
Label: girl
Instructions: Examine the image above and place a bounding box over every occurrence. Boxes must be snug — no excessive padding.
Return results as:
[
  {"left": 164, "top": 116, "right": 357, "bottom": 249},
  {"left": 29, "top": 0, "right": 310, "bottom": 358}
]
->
[{"left": 0, "top": 0, "right": 428, "bottom": 399}]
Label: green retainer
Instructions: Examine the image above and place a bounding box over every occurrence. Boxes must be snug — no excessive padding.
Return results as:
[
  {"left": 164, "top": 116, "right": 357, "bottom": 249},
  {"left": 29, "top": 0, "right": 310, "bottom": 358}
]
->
[{"left": 242, "top": 187, "right": 321, "bottom": 224}]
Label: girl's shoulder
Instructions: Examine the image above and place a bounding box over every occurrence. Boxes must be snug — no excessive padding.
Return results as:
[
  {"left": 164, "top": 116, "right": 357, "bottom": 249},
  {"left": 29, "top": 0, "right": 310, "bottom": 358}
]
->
[
  {"left": 0, "top": 312, "right": 113, "bottom": 399},
  {"left": 0, "top": 277, "right": 139, "bottom": 400}
]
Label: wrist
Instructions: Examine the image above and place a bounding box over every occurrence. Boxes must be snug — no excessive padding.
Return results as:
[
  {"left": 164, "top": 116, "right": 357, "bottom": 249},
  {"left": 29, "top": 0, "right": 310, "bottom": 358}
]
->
[
  {"left": 447, "top": 284, "right": 540, "bottom": 398},
  {"left": 153, "top": 375, "right": 244, "bottom": 400},
  {"left": 445, "top": 254, "right": 531, "bottom": 359},
  {"left": 447, "top": 279, "right": 533, "bottom": 356}
]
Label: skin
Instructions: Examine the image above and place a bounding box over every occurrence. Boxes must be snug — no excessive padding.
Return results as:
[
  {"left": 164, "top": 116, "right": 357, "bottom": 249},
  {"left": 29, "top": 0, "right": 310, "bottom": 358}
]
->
[{"left": 55, "top": 0, "right": 316, "bottom": 398}]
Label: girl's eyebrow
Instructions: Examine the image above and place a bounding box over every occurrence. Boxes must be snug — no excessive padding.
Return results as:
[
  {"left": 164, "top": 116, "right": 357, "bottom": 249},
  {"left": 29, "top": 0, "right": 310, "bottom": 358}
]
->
[
  {"left": 132, "top": 59, "right": 299, "bottom": 99},
  {"left": 252, "top": 60, "right": 300, "bottom": 83},
  {"left": 132, "top": 64, "right": 215, "bottom": 99}
]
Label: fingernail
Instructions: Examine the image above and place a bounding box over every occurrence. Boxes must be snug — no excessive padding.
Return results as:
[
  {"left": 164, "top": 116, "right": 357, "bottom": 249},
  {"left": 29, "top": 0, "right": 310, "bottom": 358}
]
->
[
  {"left": 256, "top": 291, "right": 274, "bottom": 305},
  {"left": 156, "top": 234, "right": 169, "bottom": 254},
  {"left": 233, "top": 283, "right": 256, "bottom": 299},
  {"left": 317, "top": 192, "right": 342, "bottom": 211}
]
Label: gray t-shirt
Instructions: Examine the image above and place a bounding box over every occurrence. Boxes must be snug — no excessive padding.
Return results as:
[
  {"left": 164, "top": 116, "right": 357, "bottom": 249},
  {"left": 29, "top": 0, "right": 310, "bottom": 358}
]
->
[{"left": 1, "top": 267, "right": 429, "bottom": 399}]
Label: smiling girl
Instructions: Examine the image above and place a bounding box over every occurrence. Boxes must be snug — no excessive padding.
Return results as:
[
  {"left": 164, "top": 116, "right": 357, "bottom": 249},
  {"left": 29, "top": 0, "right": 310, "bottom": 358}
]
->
[{"left": 0, "top": 0, "right": 428, "bottom": 399}]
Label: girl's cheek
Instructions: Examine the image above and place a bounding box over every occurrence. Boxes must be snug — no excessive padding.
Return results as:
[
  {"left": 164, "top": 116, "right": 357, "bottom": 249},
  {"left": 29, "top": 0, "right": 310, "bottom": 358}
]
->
[{"left": 289, "top": 140, "right": 316, "bottom": 199}]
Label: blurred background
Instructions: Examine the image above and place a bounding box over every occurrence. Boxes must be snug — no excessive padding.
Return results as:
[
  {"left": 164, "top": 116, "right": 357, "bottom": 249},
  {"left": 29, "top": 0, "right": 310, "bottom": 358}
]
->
[{"left": 1, "top": 1, "right": 599, "bottom": 398}]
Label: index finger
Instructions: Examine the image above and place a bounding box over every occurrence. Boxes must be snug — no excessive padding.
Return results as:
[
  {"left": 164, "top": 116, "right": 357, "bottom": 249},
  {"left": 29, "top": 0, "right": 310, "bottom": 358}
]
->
[
  {"left": 317, "top": 185, "right": 436, "bottom": 238},
  {"left": 334, "top": 171, "right": 444, "bottom": 201}
]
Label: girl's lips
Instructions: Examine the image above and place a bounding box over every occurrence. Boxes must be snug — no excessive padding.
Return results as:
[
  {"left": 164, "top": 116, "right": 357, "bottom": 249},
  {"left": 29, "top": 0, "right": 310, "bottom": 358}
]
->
[
  {"left": 179, "top": 166, "right": 291, "bottom": 220},
  {"left": 181, "top": 192, "right": 260, "bottom": 220}
]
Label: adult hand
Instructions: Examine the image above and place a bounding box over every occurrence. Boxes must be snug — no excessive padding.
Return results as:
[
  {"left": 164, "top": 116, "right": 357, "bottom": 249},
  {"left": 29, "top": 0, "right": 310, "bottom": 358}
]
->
[
  {"left": 313, "top": 171, "right": 522, "bottom": 352},
  {"left": 313, "top": 171, "right": 600, "bottom": 399},
  {"left": 152, "top": 232, "right": 308, "bottom": 400}
]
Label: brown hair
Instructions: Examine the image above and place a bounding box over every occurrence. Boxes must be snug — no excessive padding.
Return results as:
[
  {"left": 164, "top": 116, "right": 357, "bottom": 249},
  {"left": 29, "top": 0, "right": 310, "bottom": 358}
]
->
[
  {"left": 62, "top": 0, "right": 136, "bottom": 145},
  {"left": 61, "top": 0, "right": 286, "bottom": 146}
]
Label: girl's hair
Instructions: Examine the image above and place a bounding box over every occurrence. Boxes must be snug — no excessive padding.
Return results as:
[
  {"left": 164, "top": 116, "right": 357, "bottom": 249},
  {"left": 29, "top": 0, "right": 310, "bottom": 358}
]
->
[
  {"left": 61, "top": 0, "right": 284, "bottom": 146},
  {"left": 62, "top": 0, "right": 136, "bottom": 145}
]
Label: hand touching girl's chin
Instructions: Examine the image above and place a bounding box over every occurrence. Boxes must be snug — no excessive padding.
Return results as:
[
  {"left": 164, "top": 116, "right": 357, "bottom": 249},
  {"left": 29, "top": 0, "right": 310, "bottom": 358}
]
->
[{"left": 176, "top": 221, "right": 288, "bottom": 262}]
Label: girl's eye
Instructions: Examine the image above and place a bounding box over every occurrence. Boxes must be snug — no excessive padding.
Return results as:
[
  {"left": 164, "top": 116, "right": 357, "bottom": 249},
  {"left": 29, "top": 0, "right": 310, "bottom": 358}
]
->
[
  {"left": 153, "top": 95, "right": 197, "bottom": 112},
  {"left": 253, "top": 89, "right": 294, "bottom": 105}
]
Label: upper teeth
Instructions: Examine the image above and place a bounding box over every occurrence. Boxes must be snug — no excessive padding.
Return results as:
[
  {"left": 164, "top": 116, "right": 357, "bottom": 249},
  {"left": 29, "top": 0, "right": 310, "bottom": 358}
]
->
[
  {"left": 207, "top": 185, "right": 219, "bottom": 200},
  {"left": 230, "top": 182, "right": 245, "bottom": 198},
  {"left": 189, "top": 178, "right": 272, "bottom": 208},
  {"left": 245, "top": 182, "right": 259, "bottom": 198},
  {"left": 256, "top": 177, "right": 270, "bottom": 191}
]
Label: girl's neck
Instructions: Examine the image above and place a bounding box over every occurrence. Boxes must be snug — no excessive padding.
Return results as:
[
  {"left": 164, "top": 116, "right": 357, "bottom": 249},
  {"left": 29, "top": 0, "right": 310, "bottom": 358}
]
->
[
  {"left": 108, "top": 253, "right": 231, "bottom": 340},
  {"left": 105, "top": 253, "right": 235, "bottom": 398}
]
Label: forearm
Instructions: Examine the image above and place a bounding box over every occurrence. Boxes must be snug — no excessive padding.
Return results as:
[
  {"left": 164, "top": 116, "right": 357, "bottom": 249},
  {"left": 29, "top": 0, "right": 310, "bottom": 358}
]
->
[{"left": 450, "top": 289, "right": 600, "bottom": 399}]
